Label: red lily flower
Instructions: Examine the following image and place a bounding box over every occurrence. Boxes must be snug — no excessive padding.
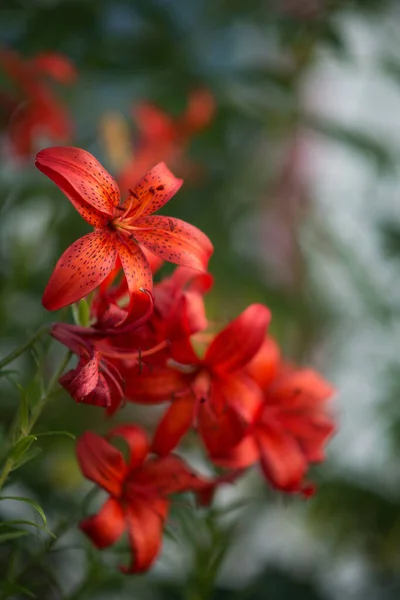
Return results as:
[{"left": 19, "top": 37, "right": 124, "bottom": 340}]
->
[
  {"left": 35, "top": 146, "right": 213, "bottom": 311},
  {"left": 123, "top": 304, "right": 271, "bottom": 458},
  {"left": 52, "top": 323, "right": 124, "bottom": 409},
  {"left": 77, "top": 427, "right": 210, "bottom": 573},
  {"left": 214, "top": 338, "right": 336, "bottom": 495},
  {"left": 117, "top": 90, "right": 215, "bottom": 194},
  {"left": 0, "top": 48, "right": 75, "bottom": 157}
]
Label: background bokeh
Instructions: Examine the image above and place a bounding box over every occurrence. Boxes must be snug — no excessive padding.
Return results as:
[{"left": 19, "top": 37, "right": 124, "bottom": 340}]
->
[{"left": 2, "top": 0, "right": 400, "bottom": 598}]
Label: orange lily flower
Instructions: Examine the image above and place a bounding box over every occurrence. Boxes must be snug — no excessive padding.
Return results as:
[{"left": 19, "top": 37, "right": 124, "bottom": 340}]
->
[{"left": 35, "top": 146, "right": 213, "bottom": 311}]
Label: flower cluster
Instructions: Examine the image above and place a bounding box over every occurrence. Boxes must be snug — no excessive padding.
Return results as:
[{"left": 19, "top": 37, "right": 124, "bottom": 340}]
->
[
  {"left": 36, "top": 146, "right": 335, "bottom": 573},
  {"left": 100, "top": 89, "right": 215, "bottom": 194},
  {"left": 0, "top": 49, "right": 75, "bottom": 157}
]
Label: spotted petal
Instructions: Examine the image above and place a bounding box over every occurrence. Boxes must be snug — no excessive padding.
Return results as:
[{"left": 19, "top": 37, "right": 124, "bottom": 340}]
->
[
  {"left": 124, "top": 162, "right": 182, "bottom": 218},
  {"left": 35, "top": 146, "right": 120, "bottom": 226},
  {"left": 42, "top": 230, "right": 117, "bottom": 311},
  {"left": 133, "top": 215, "right": 213, "bottom": 271}
]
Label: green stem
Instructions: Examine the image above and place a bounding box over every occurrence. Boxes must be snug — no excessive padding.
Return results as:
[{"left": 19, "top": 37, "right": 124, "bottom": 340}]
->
[
  {"left": 0, "top": 350, "right": 72, "bottom": 491},
  {"left": 0, "top": 325, "right": 50, "bottom": 371}
]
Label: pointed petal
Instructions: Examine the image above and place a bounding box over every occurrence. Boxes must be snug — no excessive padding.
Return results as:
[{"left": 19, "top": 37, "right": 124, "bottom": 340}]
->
[
  {"left": 256, "top": 426, "right": 307, "bottom": 493},
  {"left": 124, "top": 365, "right": 192, "bottom": 404},
  {"left": 80, "top": 498, "right": 125, "bottom": 549},
  {"left": 59, "top": 350, "right": 100, "bottom": 403},
  {"left": 132, "top": 215, "right": 213, "bottom": 271},
  {"left": 246, "top": 337, "right": 281, "bottom": 391},
  {"left": 115, "top": 235, "right": 153, "bottom": 296},
  {"left": 205, "top": 304, "right": 271, "bottom": 373},
  {"left": 108, "top": 425, "right": 150, "bottom": 470},
  {"left": 76, "top": 432, "right": 127, "bottom": 496},
  {"left": 268, "top": 369, "right": 335, "bottom": 409},
  {"left": 151, "top": 395, "right": 195, "bottom": 456},
  {"left": 43, "top": 231, "right": 117, "bottom": 310},
  {"left": 35, "top": 146, "right": 120, "bottom": 225},
  {"left": 198, "top": 400, "right": 246, "bottom": 458},
  {"left": 279, "top": 413, "right": 335, "bottom": 462},
  {"left": 132, "top": 455, "right": 207, "bottom": 495},
  {"left": 125, "top": 162, "right": 182, "bottom": 218},
  {"left": 198, "top": 375, "right": 261, "bottom": 457},
  {"left": 213, "top": 435, "right": 259, "bottom": 469},
  {"left": 122, "top": 497, "right": 169, "bottom": 573}
]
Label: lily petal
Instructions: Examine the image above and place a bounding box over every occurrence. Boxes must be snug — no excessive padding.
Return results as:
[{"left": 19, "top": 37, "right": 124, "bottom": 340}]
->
[
  {"left": 115, "top": 235, "right": 153, "bottom": 295},
  {"left": 268, "top": 369, "right": 335, "bottom": 409},
  {"left": 132, "top": 215, "right": 213, "bottom": 272},
  {"left": 124, "top": 365, "right": 192, "bottom": 405},
  {"left": 35, "top": 146, "right": 120, "bottom": 225},
  {"left": 122, "top": 497, "right": 169, "bottom": 574},
  {"left": 80, "top": 498, "right": 125, "bottom": 549},
  {"left": 132, "top": 455, "right": 206, "bottom": 495},
  {"left": 205, "top": 304, "right": 271, "bottom": 373},
  {"left": 151, "top": 394, "right": 195, "bottom": 456},
  {"left": 124, "top": 162, "right": 182, "bottom": 218},
  {"left": 108, "top": 425, "right": 149, "bottom": 470},
  {"left": 246, "top": 337, "right": 281, "bottom": 391},
  {"left": 256, "top": 425, "right": 307, "bottom": 493},
  {"left": 213, "top": 435, "right": 259, "bottom": 469},
  {"left": 198, "top": 401, "right": 247, "bottom": 459},
  {"left": 43, "top": 230, "right": 117, "bottom": 310},
  {"left": 59, "top": 351, "right": 99, "bottom": 403},
  {"left": 76, "top": 432, "right": 127, "bottom": 497}
]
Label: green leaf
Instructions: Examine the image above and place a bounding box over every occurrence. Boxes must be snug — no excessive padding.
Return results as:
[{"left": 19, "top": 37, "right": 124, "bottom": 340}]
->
[
  {"left": 11, "top": 446, "right": 42, "bottom": 471},
  {"left": 0, "top": 369, "right": 18, "bottom": 379},
  {"left": 35, "top": 430, "right": 76, "bottom": 440},
  {"left": 0, "top": 520, "right": 55, "bottom": 538},
  {"left": 0, "top": 496, "right": 47, "bottom": 527},
  {"left": 0, "top": 530, "right": 29, "bottom": 543},
  {"left": 8, "top": 436, "right": 37, "bottom": 468},
  {"left": 16, "top": 384, "right": 29, "bottom": 436},
  {"left": 0, "top": 581, "right": 36, "bottom": 598}
]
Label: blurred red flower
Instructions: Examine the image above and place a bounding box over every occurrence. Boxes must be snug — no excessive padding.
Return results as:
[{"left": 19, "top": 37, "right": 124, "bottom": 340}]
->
[
  {"left": 113, "top": 90, "right": 215, "bottom": 194},
  {"left": 35, "top": 146, "right": 213, "bottom": 311},
  {"left": 0, "top": 48, "right": 76, "bottom": 157},
  {"left": 214, "top": 338, "right": 335, "bottom": 495},
  {"left": 123, "top": 304, "right": 271, "bottom": 458},
  {"left": 77, "top": 427, "right": 209, "bottom": 573}
]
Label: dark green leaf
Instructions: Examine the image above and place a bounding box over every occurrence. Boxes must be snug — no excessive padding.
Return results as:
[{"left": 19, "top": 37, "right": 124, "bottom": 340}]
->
[
  {"left": 11, "top": 446, "right": 42, "bottom": 471},
  {"left": 0, "top": 581, "right": 36, "bottom": 598},
  {"left": 8, "top": 436, "right": 37, "bottom": 466},
  {"left": 0, "top": 520, "right": 55, "bottom": 538},
  {"left": 0, "top": 496, "right": 47, "bottom": 526},
  {"left": 0, "top": 530, "right": 29, "bottom": 543},
  {"left": 35, "top": 430, "right": 76, "bottom": 440}
]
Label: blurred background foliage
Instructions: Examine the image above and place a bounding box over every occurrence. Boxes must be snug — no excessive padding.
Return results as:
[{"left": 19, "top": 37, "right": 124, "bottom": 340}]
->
[{"left": 2, "top": 0, "right": 400, "bottom": 598}]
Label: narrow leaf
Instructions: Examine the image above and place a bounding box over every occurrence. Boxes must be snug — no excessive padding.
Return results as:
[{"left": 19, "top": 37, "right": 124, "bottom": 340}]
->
[
  {"left": 0, "top": 581, "right": 36, "bottom": 598},
  {"left": 16, "top": 384, "right": 29, "bottom": 436},
  {"left": 35, "top": 430, "right": 75, "bottom": 440},
  {"left": 0, "top": 496, "right": 47, "bottom": 526},
  {"left": 0, "top": 530, "right": 29, "bottom": 543},
  {"left": 0, "top": 520, "right": 56, "bottom": 538},
  {"left": 11, "top": 446, "right": 42, "bottom": 471},
  {"left": 8, "top": 436, "right": 37, "bottom": 464}
]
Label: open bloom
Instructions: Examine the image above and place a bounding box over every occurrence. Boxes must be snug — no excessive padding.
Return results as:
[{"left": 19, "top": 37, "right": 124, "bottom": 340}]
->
[
  {"left": 112, "top": 90, "right": 215, "bottom": 194},
  {"left": 35, "top": 146, "right": 213, "bottom": 311},
  {"left": 214, "top": 338, "right": 336, "bottom": 495},
  {"left": 0, "top": 49, "right": 75, "bottom": 157},
  {"left": 123, "top": 304, "right": 271, "bottom": 458},
  {"left": 77, "top": 427, "right": 209, "bottom": 573}
]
